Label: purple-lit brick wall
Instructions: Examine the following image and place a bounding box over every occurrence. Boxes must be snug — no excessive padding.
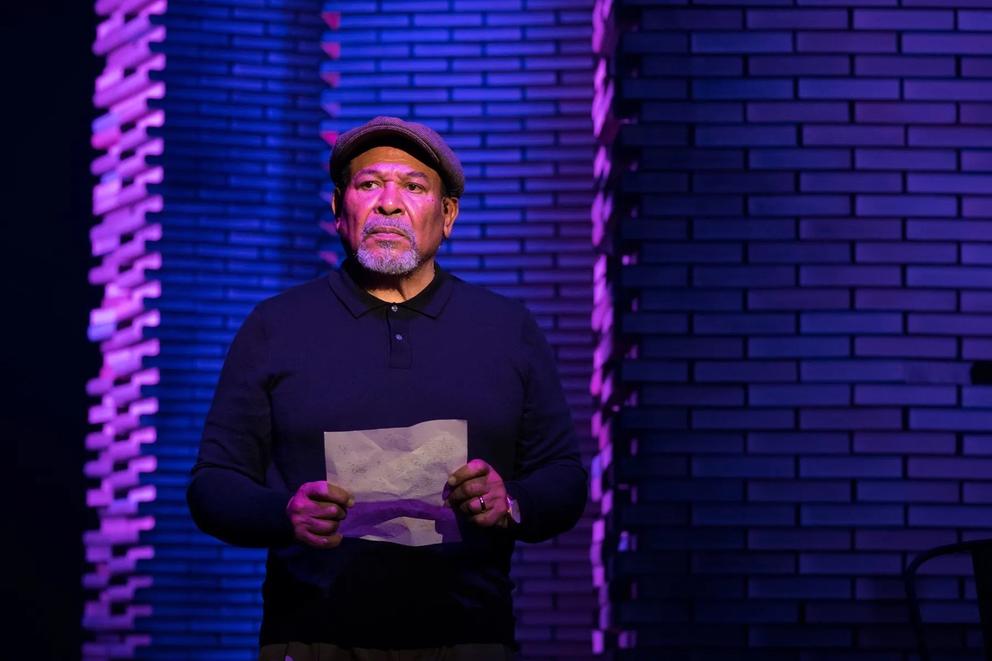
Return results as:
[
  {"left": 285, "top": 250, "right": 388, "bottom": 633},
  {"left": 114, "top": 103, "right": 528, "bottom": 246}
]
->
[
  {"left": 87, "top": 0, "right": 330, "bottom": 658},
  {"left": 593, "top": 0, "right": 992, "bottom": 657},
  {"left": 85, "top": 0, "right": 166, "bottom": 657},
  {"left": 321, "top": 2, "right": 597, "bottom": 658}
]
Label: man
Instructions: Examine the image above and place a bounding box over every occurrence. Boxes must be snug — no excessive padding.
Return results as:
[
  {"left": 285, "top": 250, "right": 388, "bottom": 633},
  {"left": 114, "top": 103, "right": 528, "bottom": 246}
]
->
[{"left": 187, "top": 116, "right": 587, "bottom": 660}]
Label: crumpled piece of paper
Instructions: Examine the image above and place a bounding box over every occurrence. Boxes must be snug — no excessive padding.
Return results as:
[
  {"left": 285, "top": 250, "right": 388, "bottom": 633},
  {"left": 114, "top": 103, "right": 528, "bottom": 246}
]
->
[{"left": 324, "top": 419, "right": 467, "bottom": 546}]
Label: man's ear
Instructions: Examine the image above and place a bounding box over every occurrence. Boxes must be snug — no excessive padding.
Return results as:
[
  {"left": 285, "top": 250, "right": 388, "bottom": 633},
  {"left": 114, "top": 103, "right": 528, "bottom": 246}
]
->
[
  {"left": 442, "top": 197, "right": 459, "bottom": 239},
  {"left": 332, "top": 188, "right": 345, "bottom": 234}
]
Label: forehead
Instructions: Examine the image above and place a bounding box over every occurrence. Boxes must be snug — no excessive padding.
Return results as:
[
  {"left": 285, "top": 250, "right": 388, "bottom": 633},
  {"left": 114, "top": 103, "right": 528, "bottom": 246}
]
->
[{"left": 347, "top": 145, "right": 442, "bottom": 183}]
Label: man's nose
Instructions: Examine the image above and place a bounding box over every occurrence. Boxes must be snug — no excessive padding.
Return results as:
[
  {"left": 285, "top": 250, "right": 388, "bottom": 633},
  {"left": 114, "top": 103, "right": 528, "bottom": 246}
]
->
[{"left": 375, "top": 183, "right": 403, "bottom": 215}]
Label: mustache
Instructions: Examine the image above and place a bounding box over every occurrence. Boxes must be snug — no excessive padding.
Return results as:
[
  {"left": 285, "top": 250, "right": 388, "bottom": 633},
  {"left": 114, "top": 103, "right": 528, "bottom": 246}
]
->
[{"left": 362, "top": 217, "right": 414, "bottom": 242}]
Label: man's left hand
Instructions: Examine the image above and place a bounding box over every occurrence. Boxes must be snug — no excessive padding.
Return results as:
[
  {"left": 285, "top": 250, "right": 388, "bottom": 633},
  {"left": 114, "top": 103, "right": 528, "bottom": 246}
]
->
[{"left": 445, "top": 458, "right": 508, "bottom": 527}]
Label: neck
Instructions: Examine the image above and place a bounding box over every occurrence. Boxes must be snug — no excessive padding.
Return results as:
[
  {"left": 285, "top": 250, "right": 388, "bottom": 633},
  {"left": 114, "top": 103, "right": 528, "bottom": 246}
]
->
[{"left": 352, "top": 258, "right": 437, "bottom": 303}]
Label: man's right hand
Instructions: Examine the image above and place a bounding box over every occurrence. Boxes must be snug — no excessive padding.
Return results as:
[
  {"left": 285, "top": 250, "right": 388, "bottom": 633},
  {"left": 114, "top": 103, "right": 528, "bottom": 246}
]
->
[{"left": 286, "top": 481, "right": 354, "bottom": 548}]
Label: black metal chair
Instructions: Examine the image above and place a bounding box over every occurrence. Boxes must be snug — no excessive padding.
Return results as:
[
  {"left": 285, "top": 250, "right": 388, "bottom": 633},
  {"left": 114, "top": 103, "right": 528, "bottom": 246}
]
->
[{"left": 905, "top": 539, "right": 992, "bottom": 661}]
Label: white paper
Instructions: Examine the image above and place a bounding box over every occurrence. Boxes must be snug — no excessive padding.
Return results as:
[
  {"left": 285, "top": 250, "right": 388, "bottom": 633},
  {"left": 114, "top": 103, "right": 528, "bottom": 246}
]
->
[{"left": 323, "top": 419, "right": 467, "bottom": 546}]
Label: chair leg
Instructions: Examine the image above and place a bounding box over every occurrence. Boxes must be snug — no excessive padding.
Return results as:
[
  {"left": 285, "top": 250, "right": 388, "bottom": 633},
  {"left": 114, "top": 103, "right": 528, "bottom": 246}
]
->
[
  {"left": 905, "top": 571, "right": 930, "bottom": 661},
  {"left": 971, "top": 550, "right": 992, "bottom": 661}
]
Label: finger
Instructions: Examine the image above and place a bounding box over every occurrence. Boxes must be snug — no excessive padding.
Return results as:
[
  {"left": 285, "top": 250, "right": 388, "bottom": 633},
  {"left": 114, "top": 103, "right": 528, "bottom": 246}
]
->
[
  {"left": 447, "top": 459, "right": 490, "bottom": 489},
  {"left": 459, "top": 493, "right": 482, "bottom": 516},
  {"left": 471, "top": 511, "right": 500, "bottom": 527},
  {"left": 304, "top": 501, "right": 348, "bottom": 521},
  {"left": 448, "top": 475, "right": 490, "bottom": 504},
  {"left": 470, "top": 499, "right": 508, "bottom": 527},
  {"left": 301, "top": 481, "right": 355, "bottom": 507},
  {"left": 325, "top": 482, "right": 355, "bottom": 508},
  {"left": 460, "top": 492, "right": 500, "bottom": 517},
  {"left": 449, "top": 474, "right": 507, "bottom": 506},
  {"left": 306, "top": 518, "right": 339, "bottom": 536},
  {"left": 300, "top": 531, "right": 343, "bottom": 549}
]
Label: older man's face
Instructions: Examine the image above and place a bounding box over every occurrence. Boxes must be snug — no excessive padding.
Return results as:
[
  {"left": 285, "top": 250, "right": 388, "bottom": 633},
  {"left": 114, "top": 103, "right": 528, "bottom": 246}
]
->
[{"left": 334, "top": 145, "right": 458, "bottom": 276}]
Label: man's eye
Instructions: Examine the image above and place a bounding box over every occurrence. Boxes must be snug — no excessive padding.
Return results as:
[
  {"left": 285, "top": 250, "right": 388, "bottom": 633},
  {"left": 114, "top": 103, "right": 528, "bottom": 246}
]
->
[
  {"left": 358, "top": 181, "right": 378, "bottom": 190},
  {"left": 406, "top": 183, "right": 425, "bottom": 192}
]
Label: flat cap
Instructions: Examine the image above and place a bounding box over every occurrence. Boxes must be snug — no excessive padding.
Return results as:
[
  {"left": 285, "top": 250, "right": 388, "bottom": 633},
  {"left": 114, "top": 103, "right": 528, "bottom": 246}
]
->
[{"left": 329, "top": 116, "right": 465, "bottom": 198}]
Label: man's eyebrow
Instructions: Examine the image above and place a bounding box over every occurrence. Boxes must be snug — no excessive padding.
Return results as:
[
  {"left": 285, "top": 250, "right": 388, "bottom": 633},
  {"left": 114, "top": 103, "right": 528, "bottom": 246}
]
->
[{"left": 353, "top": 167, "right": 431, "bottom": 181}]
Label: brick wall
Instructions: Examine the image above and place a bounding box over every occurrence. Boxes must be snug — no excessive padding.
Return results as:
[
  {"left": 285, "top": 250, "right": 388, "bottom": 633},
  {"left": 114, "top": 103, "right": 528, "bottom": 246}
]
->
[
  {"left": 87, "top": 0, "right": 597, "bottom": 658},
  {"left": 86, "top": 0, "right": 330, "bottom": 658},
  {"left": 593, "top": 0, "right": 992, "bottom": 658},
  {"left": 85, "top": 0, "right": 166, "bottom": 657},
  {"left": 322, "top": 2, "right": 597, "bottom": 658}
]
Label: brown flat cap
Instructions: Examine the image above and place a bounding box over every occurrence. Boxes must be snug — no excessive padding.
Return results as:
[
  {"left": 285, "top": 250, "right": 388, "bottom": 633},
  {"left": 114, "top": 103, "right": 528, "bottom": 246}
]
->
[{"left": 329, "top": 116, "right": 465, "bottom": 198}]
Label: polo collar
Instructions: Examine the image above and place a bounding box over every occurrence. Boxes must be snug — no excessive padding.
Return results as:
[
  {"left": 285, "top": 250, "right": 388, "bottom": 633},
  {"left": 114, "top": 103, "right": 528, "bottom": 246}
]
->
[{"left": 327, "top": 258, "right": 453, "bottom": 319}]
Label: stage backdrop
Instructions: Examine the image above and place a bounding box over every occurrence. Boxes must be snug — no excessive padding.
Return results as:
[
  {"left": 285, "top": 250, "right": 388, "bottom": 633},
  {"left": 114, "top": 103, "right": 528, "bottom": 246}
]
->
[
  {"left": 84, "top": 0, "right": 992, "bottom": 659},
  {"left": 592, "top": 0, "right": 992, "bottom": 658},
  {"left": 85, "top": 0, "right": 596, "bottom": 659}
]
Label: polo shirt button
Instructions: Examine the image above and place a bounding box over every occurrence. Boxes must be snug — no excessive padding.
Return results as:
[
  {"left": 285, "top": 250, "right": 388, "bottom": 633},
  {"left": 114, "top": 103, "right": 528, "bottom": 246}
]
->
[
  {"left": 391, "top": 305, "right": 398, "bottom": 312},
  {"left": 395, "top": 333, "right": 404, "bottom": 341}
]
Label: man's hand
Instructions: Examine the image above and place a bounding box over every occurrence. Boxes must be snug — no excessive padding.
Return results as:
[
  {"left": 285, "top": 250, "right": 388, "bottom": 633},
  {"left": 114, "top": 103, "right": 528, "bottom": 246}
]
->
[
  {"left": 445, "top": 459, "right": 509, "bottom": 528},
  {"left": 286, "top": 481, "right": 354, "bottom": 548}
]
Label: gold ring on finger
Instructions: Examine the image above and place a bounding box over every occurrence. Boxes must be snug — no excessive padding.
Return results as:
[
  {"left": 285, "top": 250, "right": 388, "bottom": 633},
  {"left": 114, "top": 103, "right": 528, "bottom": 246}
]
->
[{"left": 478, "top": 495, "right": 487, "bottom": 512}]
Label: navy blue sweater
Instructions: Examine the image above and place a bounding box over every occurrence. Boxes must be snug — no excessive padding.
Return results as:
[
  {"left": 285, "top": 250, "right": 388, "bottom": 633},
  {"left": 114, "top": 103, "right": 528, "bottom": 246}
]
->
[{"left": 187, "top": 262, "right": 587, "bottom": 648}]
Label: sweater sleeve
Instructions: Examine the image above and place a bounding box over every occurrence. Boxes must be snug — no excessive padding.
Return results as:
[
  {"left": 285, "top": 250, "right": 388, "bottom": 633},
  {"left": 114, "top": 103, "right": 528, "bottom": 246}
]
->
[
  {"left": 503, "top": 311, "right": 588, "bottom": 543},
  {"left": 186, "top": 304, "right": 294, "bottom": 548}
]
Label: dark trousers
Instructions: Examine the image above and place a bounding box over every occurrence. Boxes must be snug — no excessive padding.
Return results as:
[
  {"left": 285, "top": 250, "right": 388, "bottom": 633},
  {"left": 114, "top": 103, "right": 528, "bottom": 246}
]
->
[{"left": 259, "top": 642, "right": 515, "bottom": 661}]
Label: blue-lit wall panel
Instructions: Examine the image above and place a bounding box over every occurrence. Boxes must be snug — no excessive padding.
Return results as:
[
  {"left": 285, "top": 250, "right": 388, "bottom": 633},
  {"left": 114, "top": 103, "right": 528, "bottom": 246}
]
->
[{"left": 137, "top": 1, "right": 328, "bottom": 658}]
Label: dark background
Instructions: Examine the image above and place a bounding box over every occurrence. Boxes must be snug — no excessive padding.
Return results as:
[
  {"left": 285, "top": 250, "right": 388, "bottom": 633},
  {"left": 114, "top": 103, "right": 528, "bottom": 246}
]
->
[{"left": 1, "top": 2, "right": 99, "bottom": 658}]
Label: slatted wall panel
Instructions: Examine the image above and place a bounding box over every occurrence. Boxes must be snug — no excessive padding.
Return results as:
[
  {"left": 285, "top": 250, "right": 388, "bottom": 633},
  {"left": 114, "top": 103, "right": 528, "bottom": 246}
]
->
[{"left": 85, "top": 1, "right": 168, "bottom": 658}]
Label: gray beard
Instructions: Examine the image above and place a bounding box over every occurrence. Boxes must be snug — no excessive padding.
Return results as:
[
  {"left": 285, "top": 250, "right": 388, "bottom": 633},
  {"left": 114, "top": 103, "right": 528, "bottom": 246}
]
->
[
  {"left": 354, "top": 216, "right": 423, "bottom": 275},
  {"left": 355, "top": 242, "right": 421, "bottom": 275}
]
